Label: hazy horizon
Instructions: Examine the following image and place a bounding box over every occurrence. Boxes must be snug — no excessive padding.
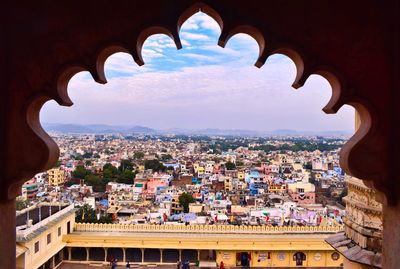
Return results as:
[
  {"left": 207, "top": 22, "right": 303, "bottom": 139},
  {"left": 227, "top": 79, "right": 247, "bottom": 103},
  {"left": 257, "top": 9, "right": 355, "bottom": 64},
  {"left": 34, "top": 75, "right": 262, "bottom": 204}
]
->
[
  {"left": 42, "top": 122, "right": 353, "bottom": 134},
  {"left": 40, "top": 12, "right": 354, "bottom": 133}
]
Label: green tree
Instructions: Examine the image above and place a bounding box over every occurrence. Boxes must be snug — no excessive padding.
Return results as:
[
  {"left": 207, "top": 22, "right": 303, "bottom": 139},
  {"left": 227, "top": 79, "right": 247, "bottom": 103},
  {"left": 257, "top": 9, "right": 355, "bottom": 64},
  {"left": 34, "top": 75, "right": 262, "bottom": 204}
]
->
[
  {"left": 236, "top": 160, "right": 245, "bottom": 167},
  {"left": 72, "top": 165, "right": 91, "bottom": 179},
  {"left": 118, "top": 159, "right": 133, "bottom": 172},
  {"left": 133, "top": 151, "right": 145, "bottom": 160},
  {"left": 225, "top": 161, "right": 236, "bottom": 170},
  {"left": 160, "top": 154, "right": 173, "bottom": 162},
  {"left": 75, "top": 204, "right": 113, "bottom": 224},
  {"left": 85, "top": 174, "right": 105, "bottom": 192},
  {"left": 178, "top": 192, "right": 195, "bottom": 213},
  {"left": 98, "top": 214, "right": 113, "bottom": 224},
  {"left": 75, "top": 204, "right": 97, "bottom": 223},
  {"left": 82, "top": 151, "right": 93, "bottom": 159},
  {"left": 144, "top": 159, "right": 166, "bottom": 172},
  {"left": 117, "top": 170, "right": 135, "bottom": 184},
  {"left": 103, "top": 163, "right": 118, "bottom": 179}
]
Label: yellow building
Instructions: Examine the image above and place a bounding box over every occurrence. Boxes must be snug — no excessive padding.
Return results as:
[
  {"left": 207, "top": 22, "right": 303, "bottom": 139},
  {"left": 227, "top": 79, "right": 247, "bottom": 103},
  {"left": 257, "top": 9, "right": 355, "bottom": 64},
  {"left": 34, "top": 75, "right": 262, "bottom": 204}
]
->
[
  {"left": 137, "top": 164, "right": 145, "bottom": 172},
  {"left": 223, "top": 176, "right": 233, "bottom": 192},
  {"left": 171, "top": 195, "right": 183, "bottom": 214},
  {"left": 193, "top": 163, "right": 200, "bottom": 173},
  {"left": 47, "top": 167, "right": 66, "bottom": 186},
  {"left": 268, "top": 184, "right": 287, "bottom": 194},
  {"left": 197, "top": 166, "right": 205, "bottom": 176},
  {"left": 189, "top": 203, "right": 204, "bottom": 214},
  {"left": 59, "top": 223, "right": 343, "bottom": 268}
]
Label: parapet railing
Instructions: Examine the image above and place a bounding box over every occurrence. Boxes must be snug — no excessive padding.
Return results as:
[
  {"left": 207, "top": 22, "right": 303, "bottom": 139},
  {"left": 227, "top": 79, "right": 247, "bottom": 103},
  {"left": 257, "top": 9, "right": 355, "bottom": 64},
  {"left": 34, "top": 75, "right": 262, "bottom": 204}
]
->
[
  {"left": 74, "top": 223, "right": 344, "bottom": 234},
  {"left": 17, "top": 204, "right": 75, "bottom": 238}
]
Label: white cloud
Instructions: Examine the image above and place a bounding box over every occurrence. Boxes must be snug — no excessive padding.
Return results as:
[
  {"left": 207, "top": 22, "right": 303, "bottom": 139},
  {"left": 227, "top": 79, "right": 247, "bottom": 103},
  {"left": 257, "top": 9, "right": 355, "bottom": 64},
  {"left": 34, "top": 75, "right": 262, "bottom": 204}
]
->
[
  {"left": 42, "top": 55, "right": 353, "bottom": 132},
  {"left": 181, "top": 12, "right": 221, "bottom": 33},
  {"left": 142, "top": 48, "right": 164, "bottom": 59},
  {"left": 181, "top": 18, "right": 200, "bottom": 30},
  {"left": 180, "top": 53, "right": 219, "bottom": 62},
  {"left": 180, "top": 32, "right": 210, "bottom": 41},
  {"left": 187, "top": 12, "right": 221, "bottom": 33},
  {"left": 198, "top": 45, "right": 240, "bottom": 57}
]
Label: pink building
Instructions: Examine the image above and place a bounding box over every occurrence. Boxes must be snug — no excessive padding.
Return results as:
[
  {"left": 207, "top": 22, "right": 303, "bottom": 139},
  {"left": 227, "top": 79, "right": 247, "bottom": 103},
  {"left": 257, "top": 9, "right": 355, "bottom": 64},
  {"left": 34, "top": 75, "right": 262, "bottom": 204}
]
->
[
  {"left": 287, "top": 182, "right": 316, "bottom": 204},
  {"left": 146, "top": 178, "right": 168, "bottom": 194}
]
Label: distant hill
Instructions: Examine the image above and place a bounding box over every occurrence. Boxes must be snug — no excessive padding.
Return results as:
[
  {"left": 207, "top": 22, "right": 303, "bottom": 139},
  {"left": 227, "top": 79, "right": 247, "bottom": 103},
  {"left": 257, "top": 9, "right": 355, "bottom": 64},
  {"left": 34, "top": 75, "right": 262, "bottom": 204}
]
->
[
  {"left": 42, "top": 123, "right": 157, "bottom": 134},
  {"left": 271, "top": 129, "right": 352, "bottom": 136},
  {"left": 42, "top": 123, "right": 352, "bottom": 137}
]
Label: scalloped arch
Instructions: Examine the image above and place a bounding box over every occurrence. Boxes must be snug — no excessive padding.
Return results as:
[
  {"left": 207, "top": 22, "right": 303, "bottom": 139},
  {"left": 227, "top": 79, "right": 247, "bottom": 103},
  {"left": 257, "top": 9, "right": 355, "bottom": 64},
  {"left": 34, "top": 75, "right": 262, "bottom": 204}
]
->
[
  {"left": 218, "top": 25, "right": 266, "bottom": 68},
  {"left": 178, "top": 2, "right": 223, "bottom": 33},
  {"left": 26, "top": 1, "right": 388, "bottom": 204},
  {"left": 136, "top": 26, "right": 182, "bottom": 66}
]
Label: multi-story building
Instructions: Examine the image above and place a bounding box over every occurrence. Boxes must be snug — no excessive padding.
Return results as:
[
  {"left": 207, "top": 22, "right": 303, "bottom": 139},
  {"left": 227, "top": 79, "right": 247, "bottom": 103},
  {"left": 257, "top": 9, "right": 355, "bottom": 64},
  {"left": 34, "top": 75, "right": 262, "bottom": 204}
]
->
[
  {"left": 47, "top": 167, "right": 66, "bottom": 186},
  {"left": 287, "top": 182, "right": 316, "bottom": 204},
  {"left": 171, "top": 195, "right": 183, "bottom": 215},
  {"left": 16, "top": 203, "right": 75, "bottom": 269},
  {"left": 269, "top": 183, "right": 287, "bottom": 195},
  {"left": 21, "top": 178, "right": 39, "bottom": 200}
]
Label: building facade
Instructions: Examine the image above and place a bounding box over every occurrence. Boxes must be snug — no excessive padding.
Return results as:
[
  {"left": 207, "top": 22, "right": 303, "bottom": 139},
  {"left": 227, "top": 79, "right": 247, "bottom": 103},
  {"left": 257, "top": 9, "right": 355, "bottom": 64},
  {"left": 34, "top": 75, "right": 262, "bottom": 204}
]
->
[
  {"left": 16, "top": 204, "right": 76, "bottom": 269},
  {"left": 47, "top": 168, "right": 66, "bottom": 186}
]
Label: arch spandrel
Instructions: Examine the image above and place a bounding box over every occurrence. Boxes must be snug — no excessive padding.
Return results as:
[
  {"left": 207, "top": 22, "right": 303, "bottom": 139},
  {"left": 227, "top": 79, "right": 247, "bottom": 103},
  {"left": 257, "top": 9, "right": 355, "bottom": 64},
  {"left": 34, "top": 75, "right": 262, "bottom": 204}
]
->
[{"left": 2, "top": 1, "right": 396, "bottom": 205}]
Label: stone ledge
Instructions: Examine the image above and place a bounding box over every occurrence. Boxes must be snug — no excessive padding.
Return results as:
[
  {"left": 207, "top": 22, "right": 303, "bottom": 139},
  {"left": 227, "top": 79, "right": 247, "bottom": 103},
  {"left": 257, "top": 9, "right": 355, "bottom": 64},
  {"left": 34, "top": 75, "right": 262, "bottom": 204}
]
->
[{"left": 326, "top": 232, "right": 381, "bottom": 268}]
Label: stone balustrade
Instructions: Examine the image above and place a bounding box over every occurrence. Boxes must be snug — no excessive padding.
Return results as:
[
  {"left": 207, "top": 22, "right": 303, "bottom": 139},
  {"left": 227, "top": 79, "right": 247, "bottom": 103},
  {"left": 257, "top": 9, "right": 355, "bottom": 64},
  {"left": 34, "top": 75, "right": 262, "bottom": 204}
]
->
[{"left": 74, "top": 223, "right": 343, "bottom": 234}]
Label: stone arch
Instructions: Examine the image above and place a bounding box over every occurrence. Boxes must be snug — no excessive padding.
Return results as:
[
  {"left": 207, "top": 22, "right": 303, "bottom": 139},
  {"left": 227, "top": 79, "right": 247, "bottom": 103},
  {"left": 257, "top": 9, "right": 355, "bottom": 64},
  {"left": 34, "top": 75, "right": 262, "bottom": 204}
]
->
[
  {"left": 178, "top": 2, "right": 223, "bottom": 33},
  {"left": 293, "top": 251, "right": 306, "bottom": 266},
  {"left": 3, "top": 2, "right": 398, "bottom": 268},
  {"left": 12, "top": 1, "right": 384, "bottom": 205}
]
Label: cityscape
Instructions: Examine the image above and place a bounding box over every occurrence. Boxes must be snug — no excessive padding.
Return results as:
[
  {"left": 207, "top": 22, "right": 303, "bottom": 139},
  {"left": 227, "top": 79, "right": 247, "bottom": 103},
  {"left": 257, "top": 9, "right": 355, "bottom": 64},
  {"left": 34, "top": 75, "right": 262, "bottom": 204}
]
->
[{"left": 16, "top": 132, "right": 353, "bottom": 268}]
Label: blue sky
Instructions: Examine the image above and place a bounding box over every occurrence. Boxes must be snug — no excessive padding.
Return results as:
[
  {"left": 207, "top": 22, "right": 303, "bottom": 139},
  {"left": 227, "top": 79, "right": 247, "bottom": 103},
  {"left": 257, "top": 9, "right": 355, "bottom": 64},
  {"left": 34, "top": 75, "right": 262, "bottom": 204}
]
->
[{"left": 41, "top": 12, "right": 354, "bottom": 132}]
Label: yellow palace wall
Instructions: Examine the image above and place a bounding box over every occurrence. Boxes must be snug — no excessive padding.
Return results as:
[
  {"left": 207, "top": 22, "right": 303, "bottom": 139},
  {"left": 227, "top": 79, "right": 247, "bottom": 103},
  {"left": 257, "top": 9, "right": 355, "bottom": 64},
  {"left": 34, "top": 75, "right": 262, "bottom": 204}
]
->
[{"left": 216, "top": 250, "right": 342, "bottom": 267}]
